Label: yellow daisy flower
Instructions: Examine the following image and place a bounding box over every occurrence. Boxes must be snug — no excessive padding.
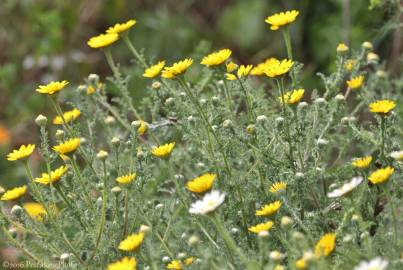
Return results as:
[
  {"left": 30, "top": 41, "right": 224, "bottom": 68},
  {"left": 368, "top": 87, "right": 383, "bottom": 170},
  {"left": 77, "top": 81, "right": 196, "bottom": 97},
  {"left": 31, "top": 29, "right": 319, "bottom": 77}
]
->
[
  {"left": 226, "top": 61, "right": 238, "bottom": 73},
  {"left": 347, "top": 75, "right": 364, "bottom": 89},
  {"left": 256, "top": 201, "right": 282, "bottom": 216},
  {"left": 143, "top": 61, "right": 165, "bottom": 78},
  {"left": 166, "top": 257, "right": 194, "bottom": 269},
  {"left": 264, "top": 59, "right": 294, "bottom": 77},
  {"left": 368, "top": 99, "right": 396, "bottom": 114},
  {"left": 53, "top": 138, "right": 81, "bottom": 155},
  {"left": 118, "top": 232, "right": 145, "bottom": 251},
  {"left": 161, "top": 59, "right": 193, "bottom": 79},
  {"left": 137, "top": 120, "right": 148, "bottom": 136},
  {"left": 7, "top": 144, "right": 35, "bottom": 161},
  {"left": 106, "top": 19, "right": 136, "bottom": 34},
  {"left": 1, "top": 185, "right": 27, "bottom": 201},
  {"left": 34, "top": 165, "right": 69, "bottom": 185},
  {"left": 368, "top": 166, "right": 394, "bottom": 185},
  {"left": 251, "top": 58, "right": 277, "bottom": 76},
  {"left": 237, "top": 64, "right": 253, "bottom": 78},
  {"left": 36, "top": 80, "right": 69, "bottom": 95},
  {"left": 186, "top": 173, "right": 217, "bottom": 193},
  {"left": 226, "top": 73, "right": 237, "bottom": 81},
  {"left": 295, "top": 258, "right": 306, "bottom": 269},
  {"left": 201, "top": 49, "right": 232, "bottom": 67},
  {"left": 151, "top": 142, "right": 175, "bottom": 158},
  {"left": 279, "top": 89, "right": 304, "bottom": 105},
  {"left": 248, "top": 221, "right": 274, "bottom": 233},
  {"left": 53, "top": 108, "right": 81, "bottom": 125},
  {"left": 351, "top": 156, "right": 372, "bottom": 169},
  {"left": 314, "top": 233, "right": 336, "bottom": 257},
  {"left": 336, "top": 43, "right": 349, "bottom": 53},
  {"left": 269, "top": 182, "right": 287, "bottom": 194},
  {"left": 23, "top": 202, "right": 46, "bottom": 221},
  {"left": 116, "top": 173, "right": 136, "bottom": 185},
  {"left": 87, "top": 33, "right": 119, "bottom": 49},
  {"left": 345, "top": 59, "right": 356, "bottom": 71},
  {"left": 265, "top": 10, "right": 299, "bottom": 30},
  {"left": 107, "top": 257, "right": 137, "bottom": 270}
]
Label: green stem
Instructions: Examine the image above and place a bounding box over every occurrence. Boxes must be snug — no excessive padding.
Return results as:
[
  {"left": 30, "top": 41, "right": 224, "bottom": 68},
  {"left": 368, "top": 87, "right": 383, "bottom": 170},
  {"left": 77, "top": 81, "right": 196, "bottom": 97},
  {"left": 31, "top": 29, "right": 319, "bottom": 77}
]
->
[
  {"left": 380, "top": 116, "right": 386, "bottom": 160},
  {"left": 123, "top": 35, "right": 149, "bottom": 69},
  {"left": 237, "top": 77, "right": 255, "bottom": 122},
  {"left": 385, "top": 186, "right": 398, "bottom": 248},
  {"left": 70, "top": 157, "right": 94, "bottom": 211},
  {"left": 282, "top": 28, "right": 293, "bottom": 60},
  {"left": 123, "top": 188, "right": 129, "bottom": 237}
]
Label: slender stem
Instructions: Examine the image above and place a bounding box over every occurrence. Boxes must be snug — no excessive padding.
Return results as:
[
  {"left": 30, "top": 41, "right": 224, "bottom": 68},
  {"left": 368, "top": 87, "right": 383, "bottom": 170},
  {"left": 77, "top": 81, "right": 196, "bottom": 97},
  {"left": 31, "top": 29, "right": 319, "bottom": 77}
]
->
[
  {"left": 282, "top": 28, "right": 293, "bottom": 60},
  {"left": 123, "top": 35, "right": 149, "bottom": 69},
  {"left": 237, "top": 77, "right": 255, "bottom": 122},
  {"left": 123, "top": 188, "right": 129, "bottom": 237},
  {"left": 385, "top": 186, "right": 398, "bottom": 247},
  {"left": 380, "top": 116, "right": 386, "bottom": 160},
  {"left": 70, "top": 157, "right": 94, "bottom": 211},
  {"left": 220, "top": 69, "right": 234, "bottom": 115}
]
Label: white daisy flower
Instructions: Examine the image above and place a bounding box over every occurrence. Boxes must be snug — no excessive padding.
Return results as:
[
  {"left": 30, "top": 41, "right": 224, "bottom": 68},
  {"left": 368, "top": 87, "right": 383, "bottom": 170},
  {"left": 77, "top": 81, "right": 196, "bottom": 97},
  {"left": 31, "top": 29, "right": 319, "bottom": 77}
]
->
[
  {"left": 327, "top": 176, "right": 363, "bottom": 198},
  {"left": 353, "top": 257, "right": 388, "bottom": 270},
  {"left": 390, "top": 150, "right": 403, "bottom": 161},
  {"left": 189, "top": 190, "right": 225, "bottom": 215}
]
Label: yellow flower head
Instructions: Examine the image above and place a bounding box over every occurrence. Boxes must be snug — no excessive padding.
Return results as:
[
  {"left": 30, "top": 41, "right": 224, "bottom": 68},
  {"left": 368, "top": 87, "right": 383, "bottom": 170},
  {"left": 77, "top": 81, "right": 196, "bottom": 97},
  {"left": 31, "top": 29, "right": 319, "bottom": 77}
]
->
[
  {"left": 116, "top": 173, "right": 136, "bottom": 185},
  {"left": 23, "top": 202, "right": 46, "bottom": 221},
  {"left": 201, "top": 49, "right": 232, "bottom": 67},
  {"left": 351, "top": 156, "right": 372, "bottom": 169},
  {"left": 336, "top": 43, "right": 349, "bottom": 53},
  {"left": 35, "top": 165, "right": 68, "bottom": 185},
  {"left": 118, "top": 232, "right": 145, "bottom": 251},
  {"left": 143, "top": 61, "right": 165, "bottom": 78},
  {"left": 106, "top": 19, "right": 136, "bottom": 34},
  {"left": 368, "top": 166, "right": 394, "bottom": 185},
  {"left": 53, "top": 138, "right": 81, "bottom": 155},
  {"left": 264, "top": 59, "right": 294, "bottom": 77},
  {"left": 279, "top": 89, "right": 304, "bottom": 105},
  {"left": 248, "top": 221, "right": 274, "bottom": 233},
  {"left": 226, "top": 61, "right": 238, "bottom": 73},
  {"left": 345, "top": 59, "right": 357, "bottom": 71},
  {"left": 1, "top": 185, "right": 27, "bottom": 201},
  {"left": 256, "top": 201, "right": 282, "bottom": 216},
  {"left": 269, "top": 181, "right": 287, "bottom": 194},
  {"left": 87, "top": 33, "right": 119, "bottom": 49},
  {"left": 137, "top": 120, "right": 148, "bottom": 136},
  {"left": 151, "top": 142, "right": 175, "bottom": 158},
  {"left": 53, "top": 108, "right": 81, "bottom": 125},
  {"left": 347, "top": 75, "right": 364, "bottom": 89},
  {"left": 295, "top": 258, "right": 306, "bottom": 269},
  {"left": 166, "top": 257, "right": 194, "bottom": 269},
  {"left": 161, "top": 59, "right": 193, "bottom": 79},
  {"left": 251, "top": 58, "right": 277, "bottom": 76},
  {"left": 225, "top": 73, "right": 237, "bottom": 81},
  {"left": 36, "top": 80, "right": 69, "bottom": 95},
  {"left": 369, "top": 99, "right": 396, "bottom": 114},
  {"left": 315, "top": 233, "right": 336, "bottom": 257},
  {"left": 237, "top": 64, "right": 253, "bottom": 78},
  {"left": 7, "top": 144, "right": 35, "bottom": 161},
  {"left": 265, "top": 10, "right": 299, "bottom": 30},
  {"left": 186, "top": 173, "right": 217, "bottom": 193},
  {"left": 107, "top": 257, "right": 137, "bottom": 270}
]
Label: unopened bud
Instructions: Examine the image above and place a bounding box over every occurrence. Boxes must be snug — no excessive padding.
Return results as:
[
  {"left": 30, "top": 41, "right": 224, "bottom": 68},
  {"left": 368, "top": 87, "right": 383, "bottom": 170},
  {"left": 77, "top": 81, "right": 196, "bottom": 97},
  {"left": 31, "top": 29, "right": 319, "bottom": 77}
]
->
[
  {"left": 151, "top": 81, "right": 161, "bottom": 89},
  {"left": 335, "top": 94, "right": 345, "bottom": 101},
  {"left": 256, "top": 115, "right": 267, "bottom": 123},
  {"left": 188, "top": 235, "right": 200, "bottom": 246},
  {"left": 96, "top": 150, "right": 108, "bottom": 160},
  {"left": 281, "top": 216, "right": 293, "bottom": 227},
  {"left": 367, "top": 52, "right": 379, "bottom": 63},
  {"left": 165, "top": 97, "right": 174, "bottom": 106},
  {"left": 11, "top": 205, "right": 23, "bottom": 216},
  {"left": 314, "top": 98, "right": 326, "bottom": 104},
  {"left": 362, "top": 41, "right": 373, "bottom": 50},
  {"left": 60, "top": 253, "right": 70, "bottom": 261},
  {"left": 139, "top": 224, "right": 151, "bottom": 234},
  {"left": 104, "top": 116, "right": 115, "bottom": 124},
  {"left": 111, "top": 186, "right": 122, "bottom": 194},
  {"left": 246, "top": 124, "right": 255, "bottom": 134},
  {"left": 298, "top": 101, "right": 308, "bottom": 108},
  {"left": 222, "top": 119, "right": 232, "bottom": 128},
  {"left": 55, "top": 129, "right": 65, "bottom": 140},
  {"left": 35, "top": 114, "right": 48, "bottom": 126},
  {"left": 111, "top": 137, "right": 120, "bottom": 145}
]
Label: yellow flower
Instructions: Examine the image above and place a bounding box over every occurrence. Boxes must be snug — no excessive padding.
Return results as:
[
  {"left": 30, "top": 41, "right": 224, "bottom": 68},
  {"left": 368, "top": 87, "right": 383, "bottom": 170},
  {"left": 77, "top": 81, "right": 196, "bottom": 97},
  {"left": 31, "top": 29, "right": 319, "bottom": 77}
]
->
[
  {"left": 345, "top": 59, "right": 356, "bottom": 71},
  {"left": 137, "top": 121, "right": 148, "bottom": 136},
  {"left": 279, "top": 89, "right": 304, "bottom": 105},
  {"left": 1, "top": 185, "right": 27, "bottom": 201},
  {"left": 53, "top": 108, "right": 81, "bottom": 125},
  {"left": 186, "top": 173, "right": 216, "bottom": 193},
  {"left": 336, "top": 43, "right": 349, "bottom": 53},
  {"left": 86, "top": 85, "right": 96, "bottom": 95},
  {"left": 118, "top": 232, "right": 145, "bottom": 251},
  {"left": 53, "top": 138, "right": 81, "bottom": 155},
  {"left": 106, "top": 19, "right": 136, "bottom": 34},
  {"left": 369, "top": 99, "right": 396, "bottom": 114},
  {"left": 23, "top": 202, "right": 46, "bottom": 221},
  {"left": 347, "top": 75, "right": 364, "bottom": 89},
  {"left": 201, "top": 49, "right": 232, "bottom": 67},
  {"left": 161, "top": 59, "right": 193, "bottom": 79},
  {"left": 314, "top": 233, "right": 336, "bottom": 257},
  {"left": 87, "top": 33, "right": 119, "bottom": 49},
  {"left": 248, "top": 221, "right": 274, "bottom": 233},
  {"left": 351, "top": 156, "right": 372, "bottom": 169},
  {"left": 107, "top": 257, "right": 137, "bottom": 270},
  {"left": 143, "top": 61, "right": 165, "bottom": 78},
  {"left": 226, "top": 61, "right": 238, "bottom": 73},
  {"left": 7, "top": 144, "right": 35, "bottom": 161},
  {"left": 36, "top": 80, "right": 69, "bottom": 95},
  {"left": 116, "top": 173, "right": 136, "bottom": 185},
  {"left": 35, "top": 165, "right": 68, "bottom": 185},
  {"left": 166, "top": 257, "right": 194, "bottom": 269},
  {"left": 295, "top": 258, "right": 306, "bottom": 269},
  {"left": 251, "top": 58, "right": 277, "bottom": 76},
  {"left": 151, "top": 142, "right": 175, "bottom": 158},
  {"left": 264, "top": 59, "right": 293, "bottom": 77},
  {"left": 265, "top": 10, "right": 299, "bottom": 30},
  {"left": 269, "top": 182, "right": 287, "bottom": 194},
  {"left": 256, "top": 201, "right": 282, "bottom": 216},
  {"left": 225, "top": 73, "right": 237, "bottom": 81},
  {"left": 368, "top": 166, "right": 394, "bottom": 185},
  {"left": 237, "top": 64, "right": 253, "bottom": 78}
]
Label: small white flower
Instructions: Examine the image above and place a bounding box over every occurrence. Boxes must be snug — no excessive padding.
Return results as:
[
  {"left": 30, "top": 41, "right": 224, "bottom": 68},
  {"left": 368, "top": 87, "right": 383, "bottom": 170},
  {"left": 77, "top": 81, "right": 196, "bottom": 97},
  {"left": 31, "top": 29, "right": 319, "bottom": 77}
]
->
[
  {"left": 353, "top": 257, "right": 388, "bottom": 270},
  {"left": 189, "top": 190, "right": 225, "bottom": 215},
  {"left": 327, "top": 176, "right": 363, "bottom": 198},
  {"left": 390, "top": 150, "right": 403, "bottom": 161}
]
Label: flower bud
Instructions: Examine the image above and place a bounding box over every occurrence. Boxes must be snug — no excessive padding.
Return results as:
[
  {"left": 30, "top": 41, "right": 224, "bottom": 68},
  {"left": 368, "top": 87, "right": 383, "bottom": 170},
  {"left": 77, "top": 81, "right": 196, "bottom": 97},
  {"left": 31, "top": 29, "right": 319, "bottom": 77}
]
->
[
  {"left": 55, "top": 129, "right": 65, "bottom": 140},
  {"left": 162, "top": 256, "right": 170, "bottom": 263},
  {"left": 187, "top": 115, "right": 195, "bottom": 122},
  {"left": 314, "top": 98, "right": 326, "bottom": 104},
  {"left": 179, "top": 92, "right": 186, "bottom": 97},
  {"left": 343, "top": 234, "right": 353, "bottom": 243},
  {"left": 292, "top": 231, "right": 305, "bottom": 240},
  {"left": 77, "top": 85, "right": 87, "bottom": 93},
  {"left": 188, "top": 235, "right": 200, "bottom": 246},
  {"left": 111, "top": 186, "right": 122, "bottom": 194},
  {"left": 88, "top": 73, "right": 99, "bottom": 83},
  {"left": 351, "top": 214, "right": 361, "bottom": 222},
  {"left": 8, "top": 227, "right": 18, "bottom": 238},
  {"left": 199, "top": 98, "right": 207, "bottom": 105},
  {"left": 139, "top": 224, "right": 151, "bottom": 234},
  {"left": 60, "top": 253, "right": 70, "bottom": 261},
  {"left": 222, "top": 119, "right": 232, "bottom": 128},
  {"left": 231, "top": 228, "right": 239, "bottom": 234},
  {"left": 376, "top": 70, "right": 386, "bottom": 78},
  {"left": 35, "top": 114, "right": 48, "bottom": 126},
  {"left": 258, "top": 230, "right": 269, "bottom": 238},
  {"left": 165, "top": 97, "right": 174, "bottom": 106},
  {"left": 11, "top": 205, "right": 23, "bottom": 216},
  {"left": 80, "top": 137, "right": 87, "bottom": 144},
  {"left": 246, "top": 124, "right": 255, "bottom": 134},
  {"left": 281, "top": 216, "right": 293, "bottom": 227},
  {"left": 360, "top": 231, "right": 369, "bottom": 240},
  {"left": 298, "top": 101, "right": 308, "bottom": 108},
  {"left": 104, "top": 116, "right": 115, "bottom": 124},
  {"left": 96, "top": 150, "right": 108, "bottom": 160},
  {"left": 275, "top": 117, "right": 284, "bottom": 123},
  {"left": 111, "top": 137, "right": 120, "bottom": 145},
  {"left": 367, "top": 52, "right": 379, "bottom": 63},
  {"left": 269, "top": 251, "right": 286, "bottom": 261},
  {"left": 96, "top": 197, "right": 102, "bottom": 206},
  {"left": 362, "top": 41, "right": 373, "bottom": 50},
  {"left": 336, "top": 43, "right": 349, "bottom": 53},
  {"left": 256, "top": 115, "right": 267, "bottom": 123},
  {"left": 335, "top": 94, "right": 345, "bottom": 101},
  {"left": 151, "top": 81, "right": 161, "bottom": 89},
  {"left": 177, "top": 252, "right": 186, "bottom": 259},
  {"left": 317, "top": 138, "right": 329, "bottom": 146},
  {"left": 211, "top": 96, "right": 219, "bottom": 104},
  {"left": 295, "top": 172, "right": 304, "bottom": 179}
]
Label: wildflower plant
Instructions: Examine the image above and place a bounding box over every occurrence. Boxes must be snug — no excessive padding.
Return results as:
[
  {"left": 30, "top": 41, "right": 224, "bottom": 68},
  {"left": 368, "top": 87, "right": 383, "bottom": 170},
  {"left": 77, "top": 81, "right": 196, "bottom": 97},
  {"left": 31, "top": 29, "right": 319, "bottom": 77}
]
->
[{"left": 0, "top": 10, "right": 402, "bottom": 270}]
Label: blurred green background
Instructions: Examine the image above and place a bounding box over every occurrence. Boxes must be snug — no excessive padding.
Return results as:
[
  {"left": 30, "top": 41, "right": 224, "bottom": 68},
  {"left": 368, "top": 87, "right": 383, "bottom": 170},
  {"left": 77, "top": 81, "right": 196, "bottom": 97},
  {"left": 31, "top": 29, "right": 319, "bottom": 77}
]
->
[{"left": 0, "top": 0, "right": 401, "bottom": 181}]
